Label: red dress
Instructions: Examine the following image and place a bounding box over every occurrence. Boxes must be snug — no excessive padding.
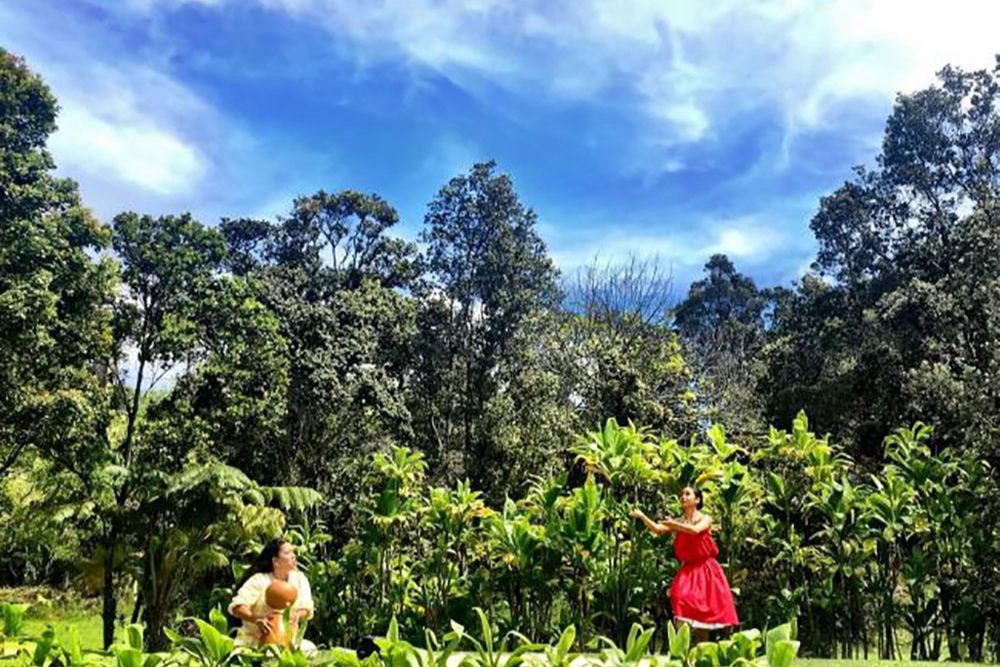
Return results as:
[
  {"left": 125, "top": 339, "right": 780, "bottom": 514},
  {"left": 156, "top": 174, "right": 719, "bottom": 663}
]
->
[{"left": 669, "top": 528, "right": 739, "bottom": 628}]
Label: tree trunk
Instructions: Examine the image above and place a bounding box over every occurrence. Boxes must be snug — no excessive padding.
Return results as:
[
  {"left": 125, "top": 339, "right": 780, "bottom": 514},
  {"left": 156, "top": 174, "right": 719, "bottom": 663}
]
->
[
  {"left": 143, "top": 605, "right": 170, "bottom": 652},
  {"left": 102, "top": 540, "right": 116, "bottom": 649}
]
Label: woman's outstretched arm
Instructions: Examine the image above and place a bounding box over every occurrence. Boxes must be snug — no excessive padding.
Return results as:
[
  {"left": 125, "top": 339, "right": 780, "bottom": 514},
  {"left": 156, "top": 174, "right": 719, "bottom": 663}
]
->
[
  {"left": 629, "top": 508, "right": 673, "bottom": 535},
  {"left": 664, "top": 514, "right": 713, "bottom": 534}
]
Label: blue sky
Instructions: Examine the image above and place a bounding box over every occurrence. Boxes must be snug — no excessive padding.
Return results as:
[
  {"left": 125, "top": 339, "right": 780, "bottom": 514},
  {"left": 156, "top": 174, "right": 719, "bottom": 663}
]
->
[{"left": 3, "top": 0, "right": 999, "bottom": 291}]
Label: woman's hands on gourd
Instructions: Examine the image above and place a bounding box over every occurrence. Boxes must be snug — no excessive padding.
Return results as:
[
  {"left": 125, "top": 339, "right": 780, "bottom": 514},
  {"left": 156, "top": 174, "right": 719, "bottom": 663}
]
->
[{"left": 255, "top": 614, "right": 273, "bottom": 634}]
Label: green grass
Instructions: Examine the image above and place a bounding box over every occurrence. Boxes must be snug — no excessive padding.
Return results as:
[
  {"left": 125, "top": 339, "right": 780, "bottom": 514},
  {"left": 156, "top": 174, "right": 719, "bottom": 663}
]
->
[
  {"left": 20, "top": 614, "right": 116, "bottom": 653},
  {"left": 1, "top": 587, "right": 119, "bottom": 653}
]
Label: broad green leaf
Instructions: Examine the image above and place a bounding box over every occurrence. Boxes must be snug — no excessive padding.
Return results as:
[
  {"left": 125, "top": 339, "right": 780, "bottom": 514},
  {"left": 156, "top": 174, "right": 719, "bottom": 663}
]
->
[
  {"left": 768, "top": 641, "right": 799, "bottom": 667},
  {"left": 126, "top": 625, "right": 144, "bottom": 651},
  {"left": 32, "top": 627, "right": 57, "bottom": 667},
  {"left": 624, "top": 627, "right": 654, "bottom": 664},
  {"left": 669, "top": 623, "right": 690, "bottom": 660},
  {"left": 209, "top": 608, "right": 229, "bottom": 635},
  {"left": 114, "top": 646, "right": 143, "bottom": 667},
  {"left": 765, "top": 625, "right": 792, "bottom": 667}
]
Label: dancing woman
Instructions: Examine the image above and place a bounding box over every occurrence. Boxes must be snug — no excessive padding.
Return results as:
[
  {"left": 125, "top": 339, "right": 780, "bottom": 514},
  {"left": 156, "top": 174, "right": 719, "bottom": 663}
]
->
[{"left": 631, "top": 486, "right": 739, "bottom": 642}]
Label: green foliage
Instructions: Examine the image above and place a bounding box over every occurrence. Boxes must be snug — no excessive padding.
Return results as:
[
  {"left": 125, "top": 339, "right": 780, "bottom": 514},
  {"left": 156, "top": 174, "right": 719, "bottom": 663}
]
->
[
  {"left": 371, "top": 617, "right": 421, "bottom": 667},
  {"left": 289, "top": 410, "right": 997, "bottom": 660},
  {"left": 762, "top": 62, "right": 1000, "bottom": 463},
  {"left": 164, "top": 617, "right": 241, "bottom": 667},
  {"left": 272, "top": 647, "right": 311, "bottom": 667},
  {"left": 132, "top": 457, "right": 322, "bottom": 650},
  {"left": 755, "top": 66, "right": 1000, "bottom": 659},
  {"left": 667, "top": 621, "right": 690, "bottom": 664},
  {"left": 0, "top": 47, "right": 114, "bottom": 510},
  {"left": 1, "top": 621, "right": 98, "bottom": 667},
  {"left": 113, "top": 625, "right": 162, "bottom": 667},
  {"left": 415, "top": 160, "right": 562, "bottom": 499},
  {"left": 3, "top": 603, "right": 29, "bottom": 638},
  {"left": 449, "top": 608, "right": 540, "bottom": 667},
  {"left": 674, "top": 255, "right": 769, "bottom": 439},
  {"left": 538, "top": 624, "right": 576, "bottom": 667},
  {"left": 593, "top": 623, "right": 655, "bottom": 667}
]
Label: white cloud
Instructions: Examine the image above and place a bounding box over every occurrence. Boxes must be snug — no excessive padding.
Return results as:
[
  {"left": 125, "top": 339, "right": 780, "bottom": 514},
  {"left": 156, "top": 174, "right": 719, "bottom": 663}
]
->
[
  {"left": 0, "top": 1, "right": 241, "bottom": 214},
  {"left": 709, "top": 224, "right": 783, "bottom": 262},
  {"left": 44, "top": 59, "right": 218, "bottom": 199},
  {"left": 51, "top": 105, "right": 205, "bottom": 197},
  {"left": 777, "top": 0, "right": 1000, "bottom": 128},
  {"left": 125, "top": 0, "right": 1000, "bottom": 180},
  {"left": 548, "top": 215, "right": 785, "bottom": 273}
]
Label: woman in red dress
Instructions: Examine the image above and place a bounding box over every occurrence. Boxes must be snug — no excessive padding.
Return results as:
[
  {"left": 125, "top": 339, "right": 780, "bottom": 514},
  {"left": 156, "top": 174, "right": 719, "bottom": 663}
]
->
[{"left": 631, "top": 486, "right": 739, "bottom": 641}]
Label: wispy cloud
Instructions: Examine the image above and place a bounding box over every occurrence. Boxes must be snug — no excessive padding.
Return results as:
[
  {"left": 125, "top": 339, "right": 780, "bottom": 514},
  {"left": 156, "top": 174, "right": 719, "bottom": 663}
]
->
[
  {"left": 546, "top": 214, "right": 786, "bottom": 277},
  {"left": 5, "top": 0, "right": 999, "bottom": 289},
  {"left": 0, "top": 0, "right": 343, "bottom": 225},
  {"left": 123, "top": 0, "right": 1000, "bottom": 166},
  {"left": 0, "top": 2, "right": 225, "bottom": 210},
  {"left": 48, "top": 73, "right": 209, "bottom": 197}
]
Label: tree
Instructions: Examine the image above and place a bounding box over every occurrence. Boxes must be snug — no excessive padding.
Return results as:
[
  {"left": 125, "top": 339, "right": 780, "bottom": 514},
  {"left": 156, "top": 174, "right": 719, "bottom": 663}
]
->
[
  {"left": 763, "top": 59, "right": 1000, "bottom": 463},
  {"left": 563, "top": 255, "right": 696, "bottom": 437},
  {"left": 129, "top": 454, "right": 321, "bottom": 650},
  {"left": 674, "top": 254, "right": 768, "bottom": 438},
  {"left": 271, "top": 190, "right": 420, "bottom": 289},
  {"left": 215, "top": 192, "right": 419, "bottom": 533},
  {"left": 90, "top": 212, "right": 226, "bottom": 648},
  {"left": 141, "top": 275, "right": 290, "bottom": 483},
  {"left": 759, "top": 61, "right": 1000, "bottom": 655},
  {"left": 0, "top": 48, "right": 114, "bottom": 483},
  {"left": 415, "top": 161, "right": 562, "bottom": 496}
]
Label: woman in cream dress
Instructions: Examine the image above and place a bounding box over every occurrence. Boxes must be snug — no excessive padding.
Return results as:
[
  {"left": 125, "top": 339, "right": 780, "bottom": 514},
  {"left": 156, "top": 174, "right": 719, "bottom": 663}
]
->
[{"left": 228, "top": 539, "right": 317, "bottom": 655}]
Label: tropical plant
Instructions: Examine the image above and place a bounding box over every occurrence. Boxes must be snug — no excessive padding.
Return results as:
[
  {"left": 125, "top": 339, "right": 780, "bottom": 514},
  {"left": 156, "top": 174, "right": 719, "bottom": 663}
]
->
[
  {"left": 113, "top": 625, "right": 163, "bottom": 667},
  {"left": 449, "top": 608, "right": 540, "bottom": 667},
  {"left": 2, "top": 603, "right": 29, "bottom": 639},
  {"left": 535, "top": 624, "right": 576, "bottom": 667},
  {"left": 164, "top": 609, "right": 245, "bottom": 667},
  {"left": 592, "top": 623, "right": 655, "bottom": 667}
]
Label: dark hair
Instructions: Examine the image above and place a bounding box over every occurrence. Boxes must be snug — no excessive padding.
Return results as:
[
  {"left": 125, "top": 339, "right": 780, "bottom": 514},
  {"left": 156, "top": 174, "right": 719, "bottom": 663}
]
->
[
  {"left": 682, "top": 485, "right": 704, "bottom": 509},
  {"left": 235, "top": 538, "right": 287, "bottom": 592},
  {"left": 256, "top": 538, "right": 287, "bottom": 574}
]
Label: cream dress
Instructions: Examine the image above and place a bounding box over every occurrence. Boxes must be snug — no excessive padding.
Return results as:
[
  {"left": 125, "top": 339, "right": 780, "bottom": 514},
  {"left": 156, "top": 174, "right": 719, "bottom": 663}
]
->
[{"left": 228, "top": 570, "right": 317, "bottom": 654}]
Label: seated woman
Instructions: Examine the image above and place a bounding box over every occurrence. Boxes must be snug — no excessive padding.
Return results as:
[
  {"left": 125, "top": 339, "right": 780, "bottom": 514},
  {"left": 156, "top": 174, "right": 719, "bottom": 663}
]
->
[{"left": 228, "top": 539, "right": 317, "bottom": 655}]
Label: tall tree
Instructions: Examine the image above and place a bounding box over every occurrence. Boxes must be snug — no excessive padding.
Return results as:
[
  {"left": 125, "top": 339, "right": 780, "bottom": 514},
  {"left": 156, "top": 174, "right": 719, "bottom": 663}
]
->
[
  {"left": 0, "top": 48, "right": 114, "bottom": 481},
  {"left": 142, "top": 275, "right": 290, "bottom": 483},
  {"left": 760, "top": 63, "right": 1000, "bottom": 655},
  {"left": 674, "top": 254, "right": 768, "bottom": 438},
  {"left": 564, "top": 255, "right": 696, "bottom": 436},
  {"left": 94, "top": 212, "right": 226, "bottom": 647},
  {"left": 763, "top": 59, "right": 1000, "bottom": 461},
  {"left": 214, "top": 193, "right": 419, "bottom": 530},
  {"left": 416, "top": 161, "right": 562, "bottom": 495}
]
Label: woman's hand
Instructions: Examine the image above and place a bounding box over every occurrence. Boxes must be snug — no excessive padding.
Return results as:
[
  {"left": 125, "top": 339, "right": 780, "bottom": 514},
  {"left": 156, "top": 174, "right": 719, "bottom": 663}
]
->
[
  {"left": 631, "top": 508, "right": 669, "bottom": 535},
  {"left": 254, "top": 615, "right": 273, "bottom": 635}
]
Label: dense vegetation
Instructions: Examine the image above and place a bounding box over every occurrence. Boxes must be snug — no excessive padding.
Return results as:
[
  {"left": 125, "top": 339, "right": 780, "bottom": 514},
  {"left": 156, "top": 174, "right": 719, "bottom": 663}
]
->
[{"left": 2, "top": 47, "right": 999, "bottom": 662}]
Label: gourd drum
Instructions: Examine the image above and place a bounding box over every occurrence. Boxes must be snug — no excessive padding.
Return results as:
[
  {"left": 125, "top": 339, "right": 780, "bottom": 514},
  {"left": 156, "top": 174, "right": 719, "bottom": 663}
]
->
[
  {"left": 265, "top": 579, "right": 298, "bottom": 610},
  {"left": 261, "top": 580, "right": 298, "bottom": 647}
]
